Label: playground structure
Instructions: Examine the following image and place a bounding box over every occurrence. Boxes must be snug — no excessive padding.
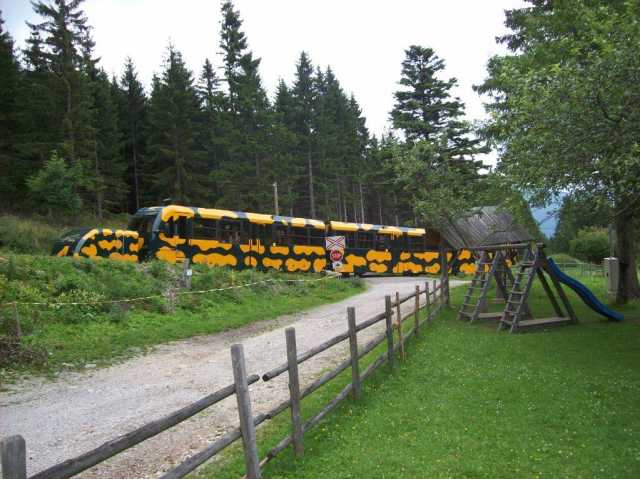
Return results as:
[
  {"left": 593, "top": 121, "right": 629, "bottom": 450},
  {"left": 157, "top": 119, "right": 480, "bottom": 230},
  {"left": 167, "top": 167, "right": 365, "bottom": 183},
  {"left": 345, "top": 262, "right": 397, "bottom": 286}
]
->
[
  {"left": 448, "top": 206, "right": 623, "bottom": 332},
  {"left": 459, "top": 242, "right": 624, "bottom": 333}
]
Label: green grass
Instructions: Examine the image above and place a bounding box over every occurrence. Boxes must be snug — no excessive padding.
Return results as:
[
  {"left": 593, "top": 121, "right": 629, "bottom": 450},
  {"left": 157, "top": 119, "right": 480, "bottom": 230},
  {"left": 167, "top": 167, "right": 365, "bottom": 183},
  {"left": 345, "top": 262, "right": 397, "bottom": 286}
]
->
[
  {"left": 548, "top": 252, "right": 582, "bottom": 265},
  {"left": 201, "top": 272, "right": 640, "bottom": 478},
  {"left": 0, "top": 213, "right": 128, "bottom": 255},
  {"left": 0, "top": 254, "right": 363, "bottom": 379}
]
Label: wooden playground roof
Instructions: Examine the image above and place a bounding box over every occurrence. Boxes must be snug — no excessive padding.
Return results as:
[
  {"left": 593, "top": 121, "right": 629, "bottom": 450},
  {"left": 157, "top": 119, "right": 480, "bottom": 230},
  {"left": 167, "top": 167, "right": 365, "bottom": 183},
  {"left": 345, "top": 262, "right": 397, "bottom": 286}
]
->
[{"left": 440, "top": 206, "right": 534, "bottom": 250}]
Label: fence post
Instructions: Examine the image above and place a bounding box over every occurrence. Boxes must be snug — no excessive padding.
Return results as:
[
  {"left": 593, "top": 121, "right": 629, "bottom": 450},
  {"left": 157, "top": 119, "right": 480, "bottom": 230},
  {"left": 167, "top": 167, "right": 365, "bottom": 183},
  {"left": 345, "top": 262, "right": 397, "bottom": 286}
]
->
[
  {"left": 13, "top": 303, "right": 22, "bottom": 340},
  {"left": 347, "top": 307, "right": 361, "bottom": 400},
  {"left": 440, "top": 247, "right": 450, "bottom": 307},
  {"left": 1, "top": 435, "right": 27, "bottom": 479},
  {"left": 425, "top": 282, "right": 431, "bottom": 322},
  {"left": 395, "top": 292, "right": 405, "bottom": 360},
  {"left": 432, "top": 279, "right": 437, "bottom": 306},
  {"left": 231, "top": 344, "right": 262, "bottom": 479},
  {"left": 183, "top": 257, "right": 192, "bottom": 290},
  {"left": 285, "top": 328, "right": 304, "bottom": 457},
  {"left": 414, "top": 285, "right": 420, "bottom": 335},
  {"left": 384, "top": 295, "right": 394, "bottom": 369}
]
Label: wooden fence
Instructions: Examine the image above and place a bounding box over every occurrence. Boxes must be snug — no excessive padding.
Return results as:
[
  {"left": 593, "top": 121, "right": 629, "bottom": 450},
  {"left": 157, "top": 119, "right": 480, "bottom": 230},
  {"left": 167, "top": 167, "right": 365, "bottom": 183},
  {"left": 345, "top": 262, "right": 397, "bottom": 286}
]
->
[{"left": 1, "top": 276, "right": 449, "bottom": 479}]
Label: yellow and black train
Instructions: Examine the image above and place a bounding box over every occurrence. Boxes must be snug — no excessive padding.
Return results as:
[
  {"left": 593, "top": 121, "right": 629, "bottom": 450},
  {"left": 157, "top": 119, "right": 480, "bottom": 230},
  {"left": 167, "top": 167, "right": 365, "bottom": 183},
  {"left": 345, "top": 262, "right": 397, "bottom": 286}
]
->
[{"left": 52, "top": 204, "right": 477, "bottom": 275}]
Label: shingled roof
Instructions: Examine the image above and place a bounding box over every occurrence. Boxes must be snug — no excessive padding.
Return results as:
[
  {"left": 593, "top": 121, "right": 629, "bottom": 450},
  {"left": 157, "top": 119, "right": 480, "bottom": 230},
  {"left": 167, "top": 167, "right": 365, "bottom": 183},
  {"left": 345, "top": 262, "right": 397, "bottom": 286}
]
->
[{"left": 440, "top": 206, "right": 534, "bottom": 250}]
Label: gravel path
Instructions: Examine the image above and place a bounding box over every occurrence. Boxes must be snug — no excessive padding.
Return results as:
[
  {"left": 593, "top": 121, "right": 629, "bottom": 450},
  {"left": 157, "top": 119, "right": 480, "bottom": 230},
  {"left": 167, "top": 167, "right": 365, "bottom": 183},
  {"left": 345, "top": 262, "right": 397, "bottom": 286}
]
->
[{"left": 1, "top": 276, "right": 463, "bottom": 478}]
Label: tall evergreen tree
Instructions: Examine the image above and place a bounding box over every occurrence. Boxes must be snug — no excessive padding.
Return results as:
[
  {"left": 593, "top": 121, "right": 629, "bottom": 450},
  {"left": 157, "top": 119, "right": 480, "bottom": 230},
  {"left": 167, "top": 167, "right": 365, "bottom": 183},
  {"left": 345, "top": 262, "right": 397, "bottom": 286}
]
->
[
  {"left": 216, "top": 1, "right": 271, "bottom": 211},
  {"left": 26, "top": 0, "right": 99, "bottom": 210},
  {"left": 291, "top": 51, "right": 318, "bottom": 217},
  {"left": 0, "top": 11, "right": 23, "bottom": 205},
  {"left": 272, "top": 79, "right": 301, "bottom": 215},
  {"left": 390, "top": 46, "right": 461, "bottom": 144},
  {"left": 197, "top": 58, "right": 224, "bottom": 204},
  {"left": 147, "top": 44, "right": 206, "bottom": 204},
  {"left": 119, "top": 57, "right": 148, "bottom": 211}
]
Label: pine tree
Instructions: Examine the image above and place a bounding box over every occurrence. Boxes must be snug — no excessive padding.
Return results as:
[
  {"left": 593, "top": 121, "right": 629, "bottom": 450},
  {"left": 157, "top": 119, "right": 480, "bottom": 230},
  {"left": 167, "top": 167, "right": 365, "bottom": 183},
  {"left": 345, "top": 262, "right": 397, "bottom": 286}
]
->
[
  {"left": 27, "top": 0, "right": 97, "bottom": 201},
  {"left": 147, "top": 44, "right": 206, "bottom": 204},
  {"left": 216, "top": 0, "right": 271, "bottom": 211},
  {"left": 92, "top": 69, "right": 126, "bottom": 215},
  {"left": 0, "top": 11, "right": 23, "bottom": 204},
  {"left": 272, "top": 79, "right": 301, "bottom": 215},
  {"left": 390, "top": 45, "right": 461, "bottom": 144},
  {"left": 119, "top": 57, "right": 148, "bottom": 211},
  {"left": 197, "top": 58, "right": 224, "bottom": 204},
  {"left": 291, "top": 51, "right": 318, "bottom": 217}
]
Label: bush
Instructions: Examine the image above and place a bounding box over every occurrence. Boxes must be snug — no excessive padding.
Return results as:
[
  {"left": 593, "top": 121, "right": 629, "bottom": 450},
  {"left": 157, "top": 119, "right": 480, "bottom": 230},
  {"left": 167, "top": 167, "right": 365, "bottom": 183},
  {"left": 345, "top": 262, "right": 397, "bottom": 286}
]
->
[
  {"left": 0, "top": 215, "right": 62, "bottom": 254},
  {"left": 569, "top": 227, "right": 610, "bottom": 264},
  {"left": 27, "top": 152, "right": 83, "bottom": 218}
]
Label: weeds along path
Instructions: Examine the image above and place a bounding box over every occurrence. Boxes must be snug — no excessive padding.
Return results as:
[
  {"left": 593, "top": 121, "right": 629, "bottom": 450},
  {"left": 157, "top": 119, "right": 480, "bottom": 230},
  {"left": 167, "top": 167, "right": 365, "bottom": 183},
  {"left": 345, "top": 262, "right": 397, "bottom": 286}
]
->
[{"left": 0, "top": 276, "right": 464, "bottom": 478}]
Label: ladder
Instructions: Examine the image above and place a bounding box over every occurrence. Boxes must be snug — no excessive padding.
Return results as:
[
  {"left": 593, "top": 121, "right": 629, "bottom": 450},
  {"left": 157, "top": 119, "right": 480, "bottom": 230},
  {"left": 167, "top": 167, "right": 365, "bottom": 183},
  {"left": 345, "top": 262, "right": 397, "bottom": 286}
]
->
[
  {"left": 458, "top": 251, "right": 499, "bottom": 322},
  {"left": 498, "top": 247, "right": 537, "bottom": 333}
]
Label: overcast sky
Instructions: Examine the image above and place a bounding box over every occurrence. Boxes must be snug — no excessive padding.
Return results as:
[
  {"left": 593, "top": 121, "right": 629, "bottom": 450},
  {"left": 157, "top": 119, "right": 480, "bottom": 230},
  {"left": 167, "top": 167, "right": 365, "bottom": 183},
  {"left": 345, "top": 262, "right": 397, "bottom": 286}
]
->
[{"left": 3, "top": 1, "right": 525, "bottom": 148}]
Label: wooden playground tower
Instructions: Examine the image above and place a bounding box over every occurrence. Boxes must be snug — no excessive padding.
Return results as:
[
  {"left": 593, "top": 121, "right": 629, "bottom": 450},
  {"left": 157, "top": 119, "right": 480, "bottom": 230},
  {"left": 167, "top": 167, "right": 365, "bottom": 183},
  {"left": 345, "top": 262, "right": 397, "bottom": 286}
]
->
[{"left": 459, "top": 243, "right": 578, "bottom": 333}]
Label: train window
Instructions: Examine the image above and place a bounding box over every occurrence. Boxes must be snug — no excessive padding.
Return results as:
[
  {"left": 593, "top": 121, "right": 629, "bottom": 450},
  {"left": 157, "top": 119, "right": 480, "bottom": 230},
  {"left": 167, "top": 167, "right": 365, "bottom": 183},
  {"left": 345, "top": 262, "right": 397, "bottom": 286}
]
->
[
  {"left": 408, "top": 236, "right": 426, "bottom": 251},
  {"left": 376, "top": 234, "right": 392, "bottom": 251},
  {"left": 192, "top": 218, "right": 219, "bottom": 239},
  {"left": 290, "top": 226, "right": 310, "bottom": 246},
  {"left": 308, "top": 227, "right": 325, "bottom": 246},
  {"left": 131, "top": 215, "right": 155, "bottom": 237},
  {"left": 218, "top": 219, "right": 247, "bottom": 244},
  {"left": 356, "top": 231, "right": 375, "bottom": 249},
  {"left": 343, "top": 232, "right": 357, "bottom": 248},
  {"left": 273, "top": 224, "right": 290, "bottom": 245}
]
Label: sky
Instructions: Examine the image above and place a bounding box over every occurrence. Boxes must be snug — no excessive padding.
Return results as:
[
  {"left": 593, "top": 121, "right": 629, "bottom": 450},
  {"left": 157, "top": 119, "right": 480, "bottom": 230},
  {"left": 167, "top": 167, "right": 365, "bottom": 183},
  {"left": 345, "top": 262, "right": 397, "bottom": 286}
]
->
[
  {"left": 3, "top": 0, "right": 525, "bottom": 141},
  {"left": 3, "top": 0, "right": 558, "bottom": 233}
]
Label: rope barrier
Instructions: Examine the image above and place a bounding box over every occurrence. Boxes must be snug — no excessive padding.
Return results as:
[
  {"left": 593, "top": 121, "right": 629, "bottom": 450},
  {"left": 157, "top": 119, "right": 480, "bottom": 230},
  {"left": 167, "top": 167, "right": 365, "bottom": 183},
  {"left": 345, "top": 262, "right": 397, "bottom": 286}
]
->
[{"left": 1, "top": 274, "right": 341, "bottom": 308}]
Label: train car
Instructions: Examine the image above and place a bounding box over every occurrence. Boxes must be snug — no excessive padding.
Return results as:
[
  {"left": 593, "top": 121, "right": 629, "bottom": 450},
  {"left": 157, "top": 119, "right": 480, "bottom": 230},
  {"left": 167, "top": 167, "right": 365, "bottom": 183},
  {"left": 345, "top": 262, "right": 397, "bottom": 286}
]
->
[
  {"left": 53, "top": 204, "right": 477, "bottom": 275},
  {"left": 52, "top": 227, "right": 141, "bottom": 261},
  {"left": 324, "top": 221, "right": 477, "bottom": 276},
  {"left": 55, "top": 205, "right": 329, "bottom": 273}
]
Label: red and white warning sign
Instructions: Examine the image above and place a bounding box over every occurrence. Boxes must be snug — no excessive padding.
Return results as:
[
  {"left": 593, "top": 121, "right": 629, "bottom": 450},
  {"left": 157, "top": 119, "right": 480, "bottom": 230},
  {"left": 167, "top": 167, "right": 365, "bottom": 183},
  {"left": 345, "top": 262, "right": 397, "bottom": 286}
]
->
[
  {"left": 326, "top": 236, "right": 345, "bottom": 250},
  {"left": 326, "top": 236, "right": 346, "bottom": 271}
]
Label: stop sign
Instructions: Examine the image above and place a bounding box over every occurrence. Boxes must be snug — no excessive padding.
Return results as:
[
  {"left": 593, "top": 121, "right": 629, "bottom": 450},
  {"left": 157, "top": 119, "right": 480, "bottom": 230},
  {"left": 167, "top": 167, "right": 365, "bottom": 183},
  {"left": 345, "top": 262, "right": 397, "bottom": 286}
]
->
[{"left": 330, "top": 249, "right": 343, "bottom": 262}]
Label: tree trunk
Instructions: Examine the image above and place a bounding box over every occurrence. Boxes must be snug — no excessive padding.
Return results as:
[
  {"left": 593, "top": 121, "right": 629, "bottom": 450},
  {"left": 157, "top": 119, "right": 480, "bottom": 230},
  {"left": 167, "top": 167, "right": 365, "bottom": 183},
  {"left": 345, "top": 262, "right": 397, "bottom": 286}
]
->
[
  {"left": 614, "top": 206, "right": 640, "bottom": 303},
  {"left": 307, "top": 149, "right": 316, "bottom": 218},
  {"left": 359, "top": 181, "right": 365, "bottom": 224},
  {"left": 132, "top": 123, "right": 140, "bottom": 211},
  {"left": 95, "top": 140, "right": 102, "bottom": 220}
]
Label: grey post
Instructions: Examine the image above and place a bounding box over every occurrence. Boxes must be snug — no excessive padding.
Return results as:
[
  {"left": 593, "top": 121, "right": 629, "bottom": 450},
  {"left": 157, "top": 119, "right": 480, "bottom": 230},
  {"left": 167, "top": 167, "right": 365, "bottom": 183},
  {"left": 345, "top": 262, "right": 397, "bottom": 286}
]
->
[
  {"left": 1, "top": 435, "right": 27, "bottom": 479},
  {"left": 414, "top": 285, "right": 420, "bottom": 335},
  {"left": 384, "top": 295, "right": 394, "bottom": 368},
  {"left": 231, "top": 344, "right": 261, "bottom": 479},
  {"left": 433, "top": 279, "right": 437, "bottom": 304},
  {"left": 285, "top": 328, "right": 304, "bottom": 456},
  {"left": 347, "top": 307, "right": 361, "bottom": 400},
  {"left": 182, "top": 257, "right": 192, "bottom": 289},
  {"left": 425, "top": 282, "right": 431, "bottom": 321},
  {"left": 13, "top": 303, "right": 22, "bottom": 339}
]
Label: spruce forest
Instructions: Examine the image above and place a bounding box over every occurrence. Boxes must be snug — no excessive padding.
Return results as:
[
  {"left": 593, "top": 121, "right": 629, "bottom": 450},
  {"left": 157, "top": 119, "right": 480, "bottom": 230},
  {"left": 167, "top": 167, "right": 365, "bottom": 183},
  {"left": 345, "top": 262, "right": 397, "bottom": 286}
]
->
[{"left": 0, "top": 0, "right": 498, "bottom": 228}]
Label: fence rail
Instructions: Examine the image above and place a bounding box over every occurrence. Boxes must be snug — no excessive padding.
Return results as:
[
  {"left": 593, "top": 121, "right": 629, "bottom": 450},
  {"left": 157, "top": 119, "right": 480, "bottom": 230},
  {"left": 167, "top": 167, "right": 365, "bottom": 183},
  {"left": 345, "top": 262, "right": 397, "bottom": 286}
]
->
[{"left": 1, "top": 273, "right": 450, "bottom": 479}]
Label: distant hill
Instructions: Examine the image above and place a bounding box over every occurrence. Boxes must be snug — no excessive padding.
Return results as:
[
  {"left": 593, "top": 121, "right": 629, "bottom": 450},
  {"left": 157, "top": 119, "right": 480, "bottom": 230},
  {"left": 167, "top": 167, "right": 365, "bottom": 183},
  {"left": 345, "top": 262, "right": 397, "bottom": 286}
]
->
[{"left": 532, "top": 203, "right": 561, "bottom": 239}]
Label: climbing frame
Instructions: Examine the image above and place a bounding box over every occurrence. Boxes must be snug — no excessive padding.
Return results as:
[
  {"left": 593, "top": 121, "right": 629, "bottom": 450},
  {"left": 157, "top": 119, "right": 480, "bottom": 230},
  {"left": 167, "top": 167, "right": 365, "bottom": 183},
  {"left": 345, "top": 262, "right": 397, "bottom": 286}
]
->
[{"left": 498, "top": 244, "right": 578, "bottom": 333}]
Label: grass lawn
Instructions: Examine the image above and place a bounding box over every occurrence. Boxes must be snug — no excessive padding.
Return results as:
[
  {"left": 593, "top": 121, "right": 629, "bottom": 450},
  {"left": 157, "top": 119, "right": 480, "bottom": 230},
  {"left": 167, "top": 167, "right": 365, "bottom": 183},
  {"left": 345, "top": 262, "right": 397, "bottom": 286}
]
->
[
  {"left": 0, "top": 254, "right": 364, "bottom": 379},
  {"left": 203, "top": 272, "right": 640, "bottom": 478}
]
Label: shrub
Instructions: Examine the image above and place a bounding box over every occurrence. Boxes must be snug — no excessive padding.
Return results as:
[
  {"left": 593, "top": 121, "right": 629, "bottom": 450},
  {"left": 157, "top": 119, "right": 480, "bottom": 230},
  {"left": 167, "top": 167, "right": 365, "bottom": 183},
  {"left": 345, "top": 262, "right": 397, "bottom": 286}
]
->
[
  {"left": 26, "top": 151, "right": 83, "bottom": 218},
  {"left": 569, "top": 227, "right": 610, "bottom": 264}
]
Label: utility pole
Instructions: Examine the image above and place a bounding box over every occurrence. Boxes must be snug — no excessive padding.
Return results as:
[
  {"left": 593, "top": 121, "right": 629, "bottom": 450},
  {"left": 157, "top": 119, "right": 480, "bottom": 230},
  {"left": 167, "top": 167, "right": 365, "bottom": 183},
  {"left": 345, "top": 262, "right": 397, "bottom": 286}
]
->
[{"left": 273, "top": 181, "right": 279, "bottom": 215}]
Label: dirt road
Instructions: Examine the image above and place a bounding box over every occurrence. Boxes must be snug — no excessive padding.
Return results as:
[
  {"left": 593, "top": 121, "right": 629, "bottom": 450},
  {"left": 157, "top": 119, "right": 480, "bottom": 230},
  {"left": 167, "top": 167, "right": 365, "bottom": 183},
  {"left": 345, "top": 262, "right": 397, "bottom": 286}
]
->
[{"left": 1, "top": 276, "right": 463, "bottom": 478}]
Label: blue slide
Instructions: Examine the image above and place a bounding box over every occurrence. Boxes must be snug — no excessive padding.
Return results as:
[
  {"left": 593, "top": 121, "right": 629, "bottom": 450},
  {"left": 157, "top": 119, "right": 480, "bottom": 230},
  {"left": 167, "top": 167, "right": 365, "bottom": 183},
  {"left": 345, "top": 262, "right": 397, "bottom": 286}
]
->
[{"left": 547, "top": 258, "right": 624, "bottom": 322}]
